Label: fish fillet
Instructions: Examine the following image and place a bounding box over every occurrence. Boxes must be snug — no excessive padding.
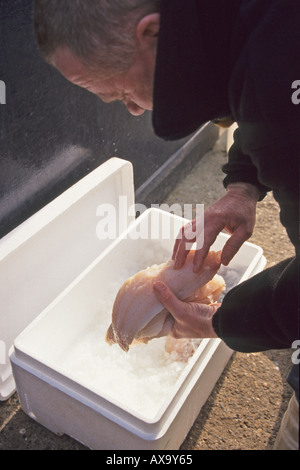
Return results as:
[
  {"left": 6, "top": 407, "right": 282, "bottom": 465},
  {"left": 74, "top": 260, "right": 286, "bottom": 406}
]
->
[{"left": 106, "top": 250, "right": 224, "bottom": 352}]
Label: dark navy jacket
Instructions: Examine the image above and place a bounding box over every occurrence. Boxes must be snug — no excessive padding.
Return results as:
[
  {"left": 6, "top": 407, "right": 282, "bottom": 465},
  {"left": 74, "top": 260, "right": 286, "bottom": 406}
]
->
[{"left": 152, "top": 0, "right": 299, "bottom": 395}]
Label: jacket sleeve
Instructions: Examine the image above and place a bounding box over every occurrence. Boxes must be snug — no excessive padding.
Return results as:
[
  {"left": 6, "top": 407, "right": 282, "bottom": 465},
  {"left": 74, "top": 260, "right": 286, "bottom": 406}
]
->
[
  {"left": 212, "top": 256, "right": 299, "bottom": 353},
  {"left": 222, "top": 126, "right": 270, "bottom": 200}
]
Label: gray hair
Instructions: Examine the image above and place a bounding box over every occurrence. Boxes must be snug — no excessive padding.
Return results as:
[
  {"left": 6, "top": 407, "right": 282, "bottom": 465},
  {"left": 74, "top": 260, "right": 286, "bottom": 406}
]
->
[{"left": 34, "top": 0, "right": 160, "bottom": 74}]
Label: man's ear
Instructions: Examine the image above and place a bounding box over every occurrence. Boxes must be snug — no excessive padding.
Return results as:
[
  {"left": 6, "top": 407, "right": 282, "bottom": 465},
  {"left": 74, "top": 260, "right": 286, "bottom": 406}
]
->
[{"left": 136, "top": 13, "right": 160, "bottom": 48}]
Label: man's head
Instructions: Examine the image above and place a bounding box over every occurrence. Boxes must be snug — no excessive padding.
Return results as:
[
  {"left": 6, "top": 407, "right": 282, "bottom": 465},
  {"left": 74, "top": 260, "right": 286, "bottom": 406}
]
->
[{"left": 34, "top": 0, "right": 160, "bottom": 115}]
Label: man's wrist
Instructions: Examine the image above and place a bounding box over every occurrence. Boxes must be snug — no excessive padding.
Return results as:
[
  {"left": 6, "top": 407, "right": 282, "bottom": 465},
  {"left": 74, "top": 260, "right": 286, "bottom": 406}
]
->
[{"left": 226, "top": 182, "right": 261, "bottom": 202}]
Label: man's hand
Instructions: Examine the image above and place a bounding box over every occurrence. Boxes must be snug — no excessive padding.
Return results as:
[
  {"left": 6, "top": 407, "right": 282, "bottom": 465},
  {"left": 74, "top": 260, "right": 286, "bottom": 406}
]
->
[
  {"left": 153, "top": 281, "right": 220, "bottom": 339},
  {"left": 173, "top": 182, "right": 260, "bottom": 272}
]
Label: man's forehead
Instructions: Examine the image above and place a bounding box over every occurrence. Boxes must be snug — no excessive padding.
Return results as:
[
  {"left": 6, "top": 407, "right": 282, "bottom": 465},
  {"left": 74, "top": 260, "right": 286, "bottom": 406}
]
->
[
  {"left": 52, "top": 46, "right": 113, "bottom": 92},
  {"left": 52, "top": 47, "right": 88, "bottom": 82}
]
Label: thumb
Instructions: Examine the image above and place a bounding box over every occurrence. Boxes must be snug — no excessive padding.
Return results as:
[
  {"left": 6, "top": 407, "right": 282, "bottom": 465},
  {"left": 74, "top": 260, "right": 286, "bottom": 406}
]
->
[{"left": 153, "top": 281, "right": 184, "bottom": 318}]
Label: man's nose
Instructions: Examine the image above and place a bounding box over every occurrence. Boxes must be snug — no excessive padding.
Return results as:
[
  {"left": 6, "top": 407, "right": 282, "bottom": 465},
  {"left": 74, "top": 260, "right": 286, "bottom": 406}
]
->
[{"left": 124, "top": 100, "right": 145, "bottom": 116}]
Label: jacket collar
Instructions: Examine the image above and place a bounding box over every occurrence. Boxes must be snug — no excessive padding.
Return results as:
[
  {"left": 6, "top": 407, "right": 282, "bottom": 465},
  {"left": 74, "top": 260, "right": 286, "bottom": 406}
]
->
[{"left": 152, "top": 0, "right": 241, "bottom": 140}]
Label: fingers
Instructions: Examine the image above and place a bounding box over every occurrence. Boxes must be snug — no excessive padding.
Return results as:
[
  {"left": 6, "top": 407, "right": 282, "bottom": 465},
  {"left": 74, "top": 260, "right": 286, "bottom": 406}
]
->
[
  {"left": 172, "top": 221, "right": 197, "bottom": 268},
  {"left": 192, "top": 215, "right": 225, "bottom": 272},
  {"left": 192, "top": 226, "right": 220, "bottom": 272},
  {"left": 172, "top": 236, "right": 181, "bottom": 261},
  {"left": 221, "top": 226, "right": 252, "bottom": 265},
  {"left": 172, "top": 224, "right": 187, "bottom": 260},
  {"left": 173, "top": 239, "right": 190, "bottom": 269},
  {"left": 153, "top": 281, "right": 185, "bottom": 318},
  {"left": 172, "top": 218, "right": 204, "bottom": 269},
  {"left": 172, "top": 187, "right": 257, "bottom": 274},
  {"left": 153, "top": 281, "right": 220, "bottom": 339}
]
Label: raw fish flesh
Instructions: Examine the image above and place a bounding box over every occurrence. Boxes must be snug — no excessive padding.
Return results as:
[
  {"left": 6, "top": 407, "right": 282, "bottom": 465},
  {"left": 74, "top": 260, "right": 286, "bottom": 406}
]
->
[
  {"left": 164, "top": 337, "right": 201, "bottom": 362},
  {"left": 106, "top": 250, "right": 224, "bottom": 352}
]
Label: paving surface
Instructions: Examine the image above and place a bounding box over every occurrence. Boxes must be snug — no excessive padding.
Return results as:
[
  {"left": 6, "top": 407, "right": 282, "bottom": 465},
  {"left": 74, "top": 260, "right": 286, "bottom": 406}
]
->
[{"left": 0, "top": 132, "right": 296, "bottom": 450}]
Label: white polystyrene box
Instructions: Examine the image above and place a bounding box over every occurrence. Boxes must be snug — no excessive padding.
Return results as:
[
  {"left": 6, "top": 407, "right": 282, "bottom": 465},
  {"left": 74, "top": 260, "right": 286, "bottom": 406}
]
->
[
  {"left": 8, "top": 158, "right": 266, "bottom": 450},
  {"left": 1, "top": 158, "right": 134, "bottom": 400}
]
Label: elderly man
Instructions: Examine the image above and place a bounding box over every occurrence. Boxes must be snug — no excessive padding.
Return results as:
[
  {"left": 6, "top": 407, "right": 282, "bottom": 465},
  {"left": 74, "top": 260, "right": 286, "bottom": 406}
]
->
[{"left": 34, "top": 0, "right": 299, "bottom": 449}]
